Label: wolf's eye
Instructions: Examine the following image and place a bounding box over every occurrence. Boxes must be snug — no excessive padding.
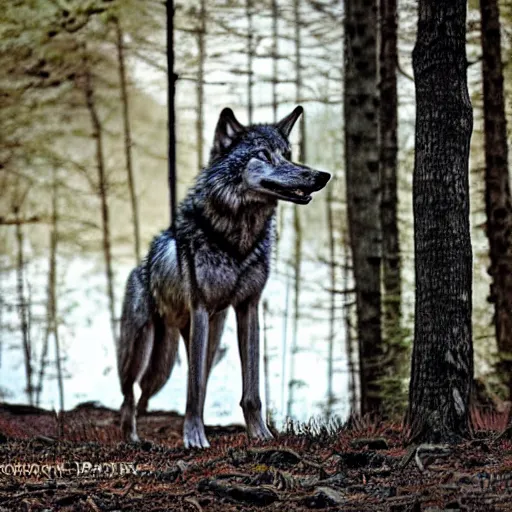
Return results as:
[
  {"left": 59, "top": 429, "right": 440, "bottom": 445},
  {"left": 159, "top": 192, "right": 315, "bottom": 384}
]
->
[{"left": 258, "top": 150, "right": 272, "bottom": 163}]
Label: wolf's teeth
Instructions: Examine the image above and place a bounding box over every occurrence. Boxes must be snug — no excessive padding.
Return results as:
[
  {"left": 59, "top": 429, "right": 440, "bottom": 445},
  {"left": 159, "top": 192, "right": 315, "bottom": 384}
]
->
[{"left": 294, "top": 189, "right": 304, "bottom": 196}]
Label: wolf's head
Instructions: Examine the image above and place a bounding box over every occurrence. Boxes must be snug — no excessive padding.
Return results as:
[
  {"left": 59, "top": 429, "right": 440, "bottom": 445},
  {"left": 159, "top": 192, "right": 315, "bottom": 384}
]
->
[{"left": 207, "top": 106, "right": 331, "bottom": 205}]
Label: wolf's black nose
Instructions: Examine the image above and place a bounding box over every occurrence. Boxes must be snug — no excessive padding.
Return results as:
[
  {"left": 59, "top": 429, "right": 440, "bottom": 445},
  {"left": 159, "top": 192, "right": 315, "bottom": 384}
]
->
[{"left": 316, "top": 171, "right": 331, "bottom": 189}]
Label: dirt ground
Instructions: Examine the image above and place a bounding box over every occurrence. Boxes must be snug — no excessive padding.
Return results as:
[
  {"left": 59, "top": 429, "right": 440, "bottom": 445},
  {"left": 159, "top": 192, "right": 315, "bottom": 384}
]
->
[{"left": 0, "top": 402, "right": 511, "bottom": 511}]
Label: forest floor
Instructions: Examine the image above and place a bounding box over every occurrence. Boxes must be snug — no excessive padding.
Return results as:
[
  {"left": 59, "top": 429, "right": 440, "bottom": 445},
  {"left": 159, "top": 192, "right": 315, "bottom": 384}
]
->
[{"left": 0, "top": 402, "right": 511, "bottom": 511}]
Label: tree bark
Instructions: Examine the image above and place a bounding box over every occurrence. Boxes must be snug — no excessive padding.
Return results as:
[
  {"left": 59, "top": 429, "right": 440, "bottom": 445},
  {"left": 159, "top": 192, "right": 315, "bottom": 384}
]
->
[
  {"left": 287, "top": 0, "right": 305, "bottom": 418},
  {"left": 167, "top": 0, "right": 177, "bottom": 224},
  {"left": 379, "top": 0, "right": 404, "bottom": 409},
  {"left": 407, "top": 0, "right": 473, "bottom": 443},
  {"left": 281, "top": 269, "right": 291, "bottom": 414},
  {"left": 15, "top": 205, "right": 33, "bottom": 405},
  {"left": 271, "top": 0, "right": 278, "bottom": 123},
  {"left": 287, "top": 207, "right": 302, "bottom": 418},
  {"left": 84, "top": 68, "right": 117, "bottom": 344},
  {"left": 344, "top": 0, "right": 383, "bottom": 414},
  {"left": 263, "top": 299, "right": 271, "bottom": 424},
  {"left": 196, "top": 0, "right": 206, "bottom": 169},
  {"left": 480, "top": 0, "right": 512, "bottom": 401},
  {"left": 115, "top": 17, "right": 141, "bottom": 263},
  {"left": 247, "top": 0, "right": 254, "bottom": 124},
  {"left": 37, "top": 167, "right": 64, "bottom": 409},
  {"left": 294, "top": 0, "right": 306, "bottom": 161},
  {"left": 342, "top": 239, "right": 358, "bottom": 414},
  {"left": 326, "top": 181, "right": 336, "bottom": 418}
]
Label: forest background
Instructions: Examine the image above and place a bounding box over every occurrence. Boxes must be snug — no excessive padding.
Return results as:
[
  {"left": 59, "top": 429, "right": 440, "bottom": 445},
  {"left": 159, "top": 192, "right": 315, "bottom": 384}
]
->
[{"left": 0, "top": 0, "right": 509, "bottom": 430}]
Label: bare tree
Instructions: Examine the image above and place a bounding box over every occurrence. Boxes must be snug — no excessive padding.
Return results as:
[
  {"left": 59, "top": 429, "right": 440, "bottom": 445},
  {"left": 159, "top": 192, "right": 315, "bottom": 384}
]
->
[
  {"left": 287, "top": 0, "right": 305, "bottom": 418},
  {"left": 480, "top": 0, "right": 512, "bottom": 402},
  {"left": 14, "top": 199, "right": 33, "bottom": 405},
  {"left": 407, "top": 0, "right": 473, "bottom": 442},
  {"left": 196, "top": 0, "right": 206, "bottom": 169},
  {"left": 326, "top": 180, "right": 336, "bottom": 418},
  {"left": 83, "top": 66, "right": 117, "bottom": 343},
  {"left": 36, "top": 167, "right": 64, "bottom": 410},
  {"left": 344, "top": 0, "right": 383, "bottom": 414},
  {"left": 167, "top": 0, "right": 177, "bottom": 223},
  {"left": 246, "top": 0, "right": 254, "bottom": 124},
  {"left": 115, "top": 17, "right": 141, "bottom": 263}
]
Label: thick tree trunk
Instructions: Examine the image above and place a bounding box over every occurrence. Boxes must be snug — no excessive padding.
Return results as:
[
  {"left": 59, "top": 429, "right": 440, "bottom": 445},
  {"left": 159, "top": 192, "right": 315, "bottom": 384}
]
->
[
  {"left": 344, "top": 0, "right": 383, "bottom": 414},
  {"left": 196, "top": 0, "right": 206, "bottom": 169},
  {"left": 166, "top": 0, "right": 177, "bottom": 224},
  {"left": 115, "top": 18, "right": 141, "bottom": 263},
  {"left": 15, "top": 206, "right": 33, "bottom": 405},
  {"left": 84, "top": 69, "right": 117, "bottom": 344},
  {"left": 480, "top": 0, "right": 512, "bottom": 401},
  {"left": 379, "top": 0, "right": 404, "bottom": 409},
  {"left": 407, "top": 0, "right": 473, "bottom": 443}
]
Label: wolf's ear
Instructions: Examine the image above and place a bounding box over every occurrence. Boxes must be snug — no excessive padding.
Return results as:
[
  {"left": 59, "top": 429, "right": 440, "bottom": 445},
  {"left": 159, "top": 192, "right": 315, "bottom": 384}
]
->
[
  {"left": 213, "top": 108, "right": 245, "bottom": 155},
  {"left": 275, "top": 106, "right": 303, "bottom": 138}
]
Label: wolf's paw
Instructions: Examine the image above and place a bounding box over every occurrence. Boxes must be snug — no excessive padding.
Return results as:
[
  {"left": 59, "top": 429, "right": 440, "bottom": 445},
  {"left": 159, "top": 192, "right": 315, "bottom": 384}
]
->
[
  {"left": 183, "top": 417, "right": 210, "bottom": 449},
  {"left": 247, "top": 419, "right": 274, "bottom": 441}
]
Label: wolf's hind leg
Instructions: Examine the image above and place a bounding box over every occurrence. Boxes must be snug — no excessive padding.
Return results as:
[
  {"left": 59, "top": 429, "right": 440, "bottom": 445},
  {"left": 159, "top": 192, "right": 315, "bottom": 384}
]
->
[
  {"left": 138, "top": 320, "right": 180, "bottom": 414},
  {"left": 119, "top": 322, "right": 154, "bottom": 443},
  {"left": 206, "top": 309, "right": 228, "bottom": 380}
]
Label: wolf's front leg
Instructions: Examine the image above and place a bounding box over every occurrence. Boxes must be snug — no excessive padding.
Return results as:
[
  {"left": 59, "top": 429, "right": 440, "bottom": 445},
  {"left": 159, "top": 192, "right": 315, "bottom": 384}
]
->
[
  {"left": 236, "top": 297, "right": 273, "bottom": 441},
  {"left": 184, "top": 305, "right": 210, "bottom": 448}
]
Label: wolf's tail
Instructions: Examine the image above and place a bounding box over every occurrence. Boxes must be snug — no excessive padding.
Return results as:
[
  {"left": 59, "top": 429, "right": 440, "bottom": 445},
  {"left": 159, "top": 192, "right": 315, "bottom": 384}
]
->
[{"left": 118, "top": 266, "right": 179, "bottom": 413}]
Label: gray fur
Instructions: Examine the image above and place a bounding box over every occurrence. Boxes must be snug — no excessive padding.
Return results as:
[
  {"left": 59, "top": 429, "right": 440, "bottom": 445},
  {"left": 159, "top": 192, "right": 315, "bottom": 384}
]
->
[{"left": 117, "top": 106, "right": 330, "bottom": 448}]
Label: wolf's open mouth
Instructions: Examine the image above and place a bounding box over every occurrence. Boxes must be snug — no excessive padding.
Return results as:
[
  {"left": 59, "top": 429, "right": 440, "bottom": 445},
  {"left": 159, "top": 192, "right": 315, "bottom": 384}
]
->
[{"left": 261, "top": 180, "right": 312, "bottom": 204}]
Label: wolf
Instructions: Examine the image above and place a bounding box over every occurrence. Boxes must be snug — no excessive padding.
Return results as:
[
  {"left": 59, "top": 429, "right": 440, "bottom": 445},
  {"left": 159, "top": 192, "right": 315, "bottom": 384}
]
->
[{"left": 117, "top": 106, "right": 331, "bottom": 448}]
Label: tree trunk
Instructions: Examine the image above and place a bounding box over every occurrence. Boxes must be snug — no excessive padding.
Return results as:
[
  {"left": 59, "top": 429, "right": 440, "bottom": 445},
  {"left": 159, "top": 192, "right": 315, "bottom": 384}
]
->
[
  {"left": 84, "top": 69, "right": 117, "bottom": 344},
  {"left": 36, "top": 167, "right": 65, "bottom": 410},
  {"left": 287, "top": 0, "right": 305, "bottom": 419},
  {"left": 379, "top": 0, "right": 404, "bottom": 410},
  {"left": 247, "top": 0, "right": 254, "bottom": 124},
  {"left": 0, "top": 261, "right": 3, "bottom": 370},
  {"left": 15, "top": 206, "right": 33, "bottom": 405},
  {"left": 271, "top": 0, "right": 278, "bottom": 123},
  {"left": 326, "top": 181, "right": 336, "bottom": 419},
  {"left": 115, "top": 17, "right": 141, "bottom": 263},
  {"left": 407, "top": 0, "right": 473, "bottom": 443},
  {"left": 287, "top": 206, "right": 302, "bottom": 418},
  {"left": 294, "top": 0, "right": 306, "bottom": 161},
  {"left": 166, "top": 0, "right": 177, "bottom": 224},
  {"left": 344, "top": 0, "right": 382, "bottom": 414},
  {"left": 281, "top": 268, "right": 291, "bottom": 414},
  {"left": 263, "top": 299, "right": 271, "bottom": 424},
  {"left": 480, "top": 0, "right": 512, "bottom": 402},
  {"left": 342, "top": 239, "right": 358, "bottom": 414},
  {"left": 196, "top": 0, "right": 206, "bottom": 169}
]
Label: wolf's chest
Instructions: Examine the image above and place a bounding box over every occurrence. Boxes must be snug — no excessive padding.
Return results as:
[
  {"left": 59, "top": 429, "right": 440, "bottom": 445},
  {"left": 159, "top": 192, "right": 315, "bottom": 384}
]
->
[{"left": 192, "top": 245, "right": 270, "bottom": 310}]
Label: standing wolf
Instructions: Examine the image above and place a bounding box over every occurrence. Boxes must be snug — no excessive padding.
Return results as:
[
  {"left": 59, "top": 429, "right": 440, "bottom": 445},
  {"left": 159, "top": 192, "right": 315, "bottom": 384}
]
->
[{"left": 117, "top": 106, "right": 330, "bottom": 448}]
